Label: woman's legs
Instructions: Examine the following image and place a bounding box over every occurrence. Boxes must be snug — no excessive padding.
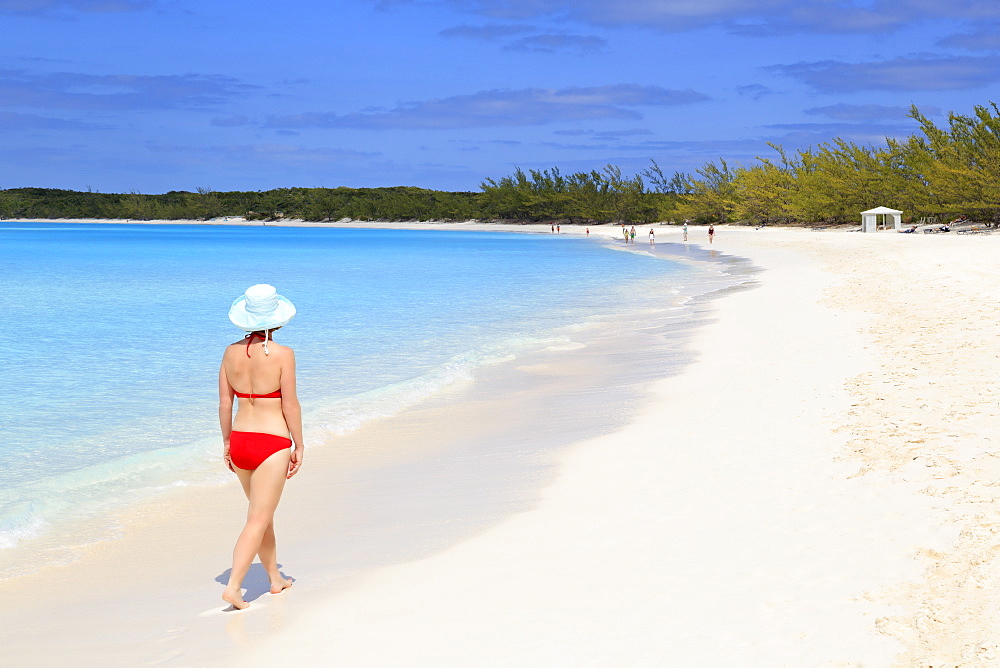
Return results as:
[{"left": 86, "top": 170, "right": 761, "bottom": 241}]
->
[
  {"left": 228, "top": 504, "right": 284, "bottom": 592},
  {"left": 223, "top": 451, "right": 291, "bottom": 609},
  {"left": 257, "top": 520, "right": 293, "bottom": 594}
]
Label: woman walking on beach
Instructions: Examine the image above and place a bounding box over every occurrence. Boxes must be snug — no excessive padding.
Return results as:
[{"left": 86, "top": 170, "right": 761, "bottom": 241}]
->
[
  {"left": 708, "top": 224, "right": 715, "bottom": 244},
  {"left": 219, "top": 284, "right": 304, "bottom": 610}
]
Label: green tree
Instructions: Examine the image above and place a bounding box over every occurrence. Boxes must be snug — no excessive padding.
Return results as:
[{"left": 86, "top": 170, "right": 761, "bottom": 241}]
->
[
  {"left": 908, "top": 103, "right": 1000, "bottom": 220},
  {"left": 679, "top": 159, "right": 737, "bottom": 222}
]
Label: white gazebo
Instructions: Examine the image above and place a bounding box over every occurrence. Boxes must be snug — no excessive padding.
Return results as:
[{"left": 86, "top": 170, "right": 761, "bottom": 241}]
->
[{"left": 860, "top": 206, "right": 903, "bottom": 232}]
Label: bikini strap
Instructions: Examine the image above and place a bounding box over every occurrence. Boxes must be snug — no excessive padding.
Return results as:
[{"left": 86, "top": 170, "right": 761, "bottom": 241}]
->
[{"left": 245, "top": 331, "right": 267, "bottom": 357}]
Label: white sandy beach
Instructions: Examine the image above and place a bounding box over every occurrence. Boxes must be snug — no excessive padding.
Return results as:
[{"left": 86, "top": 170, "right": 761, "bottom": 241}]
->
[
  {"left": 4, "top": 222, "right": 1000, "bottom": 666},
  {"left": 237, "top": 225, "right": 998, "bottom": 666}
]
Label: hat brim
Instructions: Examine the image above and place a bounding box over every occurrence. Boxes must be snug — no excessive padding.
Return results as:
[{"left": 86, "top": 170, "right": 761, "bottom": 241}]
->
[{"left": 228, "top": 295, "right": 297, "bottom": 331}]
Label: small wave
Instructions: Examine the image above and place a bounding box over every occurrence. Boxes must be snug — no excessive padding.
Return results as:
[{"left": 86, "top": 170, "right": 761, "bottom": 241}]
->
[
  {"left": 0, "top": 434, "right": 217, "bottom": 558},
  {"left": 0, "top": 511, "right": 45, "bottom": 550}
]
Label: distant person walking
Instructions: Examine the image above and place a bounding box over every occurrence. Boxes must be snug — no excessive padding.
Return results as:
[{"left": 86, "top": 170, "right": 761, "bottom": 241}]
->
[
  {"left": 708, "top": 224, "right": 715, "bottom": 244},
  {"left": 682, "top": 222, "right": 688, "bottom": 242},
  {"left": 623, "top": 226, "right": 629, "bottom": 243},
  {"left": 649, "top": 228, "right": 655, "bottom": 245},
  {"left": 557, "top": 224, "right": 561, "bottom": 233}
]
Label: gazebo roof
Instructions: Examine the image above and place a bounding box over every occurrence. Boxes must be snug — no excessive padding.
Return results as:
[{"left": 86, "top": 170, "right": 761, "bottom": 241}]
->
[{"left": 861, "top": 206, "right": 903, "bottom": 214}]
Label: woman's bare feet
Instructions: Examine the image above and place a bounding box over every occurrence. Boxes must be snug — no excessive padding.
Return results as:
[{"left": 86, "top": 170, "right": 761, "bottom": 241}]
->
[
  {"left": 222, "top": 587, "right": 249, "bottom": 610},
  {"left": 269, "top": 577, "right": 293, "bottom": 594}
]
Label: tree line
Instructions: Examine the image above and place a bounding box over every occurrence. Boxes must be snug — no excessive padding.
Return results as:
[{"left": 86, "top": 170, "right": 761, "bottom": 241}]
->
[
  {"left": 479, "top": 103, "right": 1000, "bottom": 225},
  {"left": 0, "top": 186, "right": 479, "bottom": 222},
  {"left": 678, "top": 103, "right": 1000, "bottom": 224},
  {"left": 2, "top": 102, "right": 998, "bottom": 225}
]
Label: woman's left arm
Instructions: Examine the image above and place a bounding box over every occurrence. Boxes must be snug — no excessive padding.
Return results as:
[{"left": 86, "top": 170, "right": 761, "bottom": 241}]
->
[
  {"left": 218, "top": 357, "right": 235, "bottom": 472},
  {"left": 279, "top": 349, "right": 304, "bottom": 479}
]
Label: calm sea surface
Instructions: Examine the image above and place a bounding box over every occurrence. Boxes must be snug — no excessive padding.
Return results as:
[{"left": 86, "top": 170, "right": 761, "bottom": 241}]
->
[{"left": 0, "top": 222, "right": 727, "bottom": 571}]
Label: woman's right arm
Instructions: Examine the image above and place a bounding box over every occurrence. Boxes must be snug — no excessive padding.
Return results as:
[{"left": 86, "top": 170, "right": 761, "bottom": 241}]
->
[{"left": 218, "top": 356, "right": 235, "bottom": 472}]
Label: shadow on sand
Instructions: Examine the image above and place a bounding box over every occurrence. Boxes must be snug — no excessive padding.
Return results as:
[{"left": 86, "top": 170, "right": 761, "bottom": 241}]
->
[{"left": 215, "top": 563, "right": 294, "bottom": 611}]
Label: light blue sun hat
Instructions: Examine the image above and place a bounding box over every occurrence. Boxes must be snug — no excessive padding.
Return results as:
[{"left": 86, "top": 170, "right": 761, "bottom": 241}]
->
[{"left": 228, "top": 284, "right": 296, "bottom": 331}]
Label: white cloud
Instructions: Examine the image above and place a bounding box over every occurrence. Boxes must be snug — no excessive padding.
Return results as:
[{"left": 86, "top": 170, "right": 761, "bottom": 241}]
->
[
  {"left": 769, "top": 55, "right": 1000, "bottom": 92},
  {"left": 265, "top": 85, "right": 710, "bottom": 130},
  {"left": 380, "top": 0, "right": 1000, "bottom": 34}
]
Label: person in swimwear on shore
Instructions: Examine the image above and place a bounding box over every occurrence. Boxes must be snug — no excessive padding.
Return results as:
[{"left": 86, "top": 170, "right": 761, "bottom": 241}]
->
[{"left": 219, "top": 284, "right": 304, "bottom": 610}]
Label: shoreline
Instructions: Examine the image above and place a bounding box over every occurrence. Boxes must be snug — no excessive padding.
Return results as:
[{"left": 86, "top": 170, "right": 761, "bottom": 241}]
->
[
  {"left": 2, "top": 222, "right": 741, "bottom": 665},
  {"left": 5, "top": 223, "right": 1000, "bottom": 664},
  {"left": 0, "top": 225, "right": 734, "bottom": 584}
]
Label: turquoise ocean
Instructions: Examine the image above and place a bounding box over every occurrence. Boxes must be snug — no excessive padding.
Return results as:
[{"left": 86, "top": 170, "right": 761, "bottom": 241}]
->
[{"left": 0, "top": 222, "right": 745, "bottom": 578}]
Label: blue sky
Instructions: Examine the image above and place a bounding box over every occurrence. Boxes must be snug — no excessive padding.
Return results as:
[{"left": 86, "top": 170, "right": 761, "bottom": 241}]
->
[{"left": 3, "top": 0, "right": 1000, "bottom": 193}]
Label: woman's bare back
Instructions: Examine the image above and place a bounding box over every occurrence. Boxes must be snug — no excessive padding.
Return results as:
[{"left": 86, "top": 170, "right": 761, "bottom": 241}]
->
[{"left": 222, "top": 336, "right": 292, "bottom": 436}]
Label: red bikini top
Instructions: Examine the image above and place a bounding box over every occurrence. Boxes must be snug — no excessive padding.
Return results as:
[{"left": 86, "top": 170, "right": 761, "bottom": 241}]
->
[
  {"left": 233, "top": 388, "right": 282, "bottom": 399},
  {"left": 235, "top": 332, "right": 281, "bottom": 398}
]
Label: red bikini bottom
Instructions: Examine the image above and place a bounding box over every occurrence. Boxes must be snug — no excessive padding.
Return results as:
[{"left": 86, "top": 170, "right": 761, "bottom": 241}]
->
[{"left": 230, "top": 431, "right": 292, "bottom": 470}]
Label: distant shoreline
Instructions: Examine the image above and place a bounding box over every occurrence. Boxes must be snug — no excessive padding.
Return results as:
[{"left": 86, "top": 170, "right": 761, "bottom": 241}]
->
[
  {"left": 5, "top": 217, "right": 558, "bottom": 228},
  {"left": 1, "top": 217, "right": 623, "bottom": 232},
  {"left": 2, "top": 217, "right": 862, "bottom": 230},
  {"left": 4, "top": 217, "right": 700, "bottom": 239}
]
